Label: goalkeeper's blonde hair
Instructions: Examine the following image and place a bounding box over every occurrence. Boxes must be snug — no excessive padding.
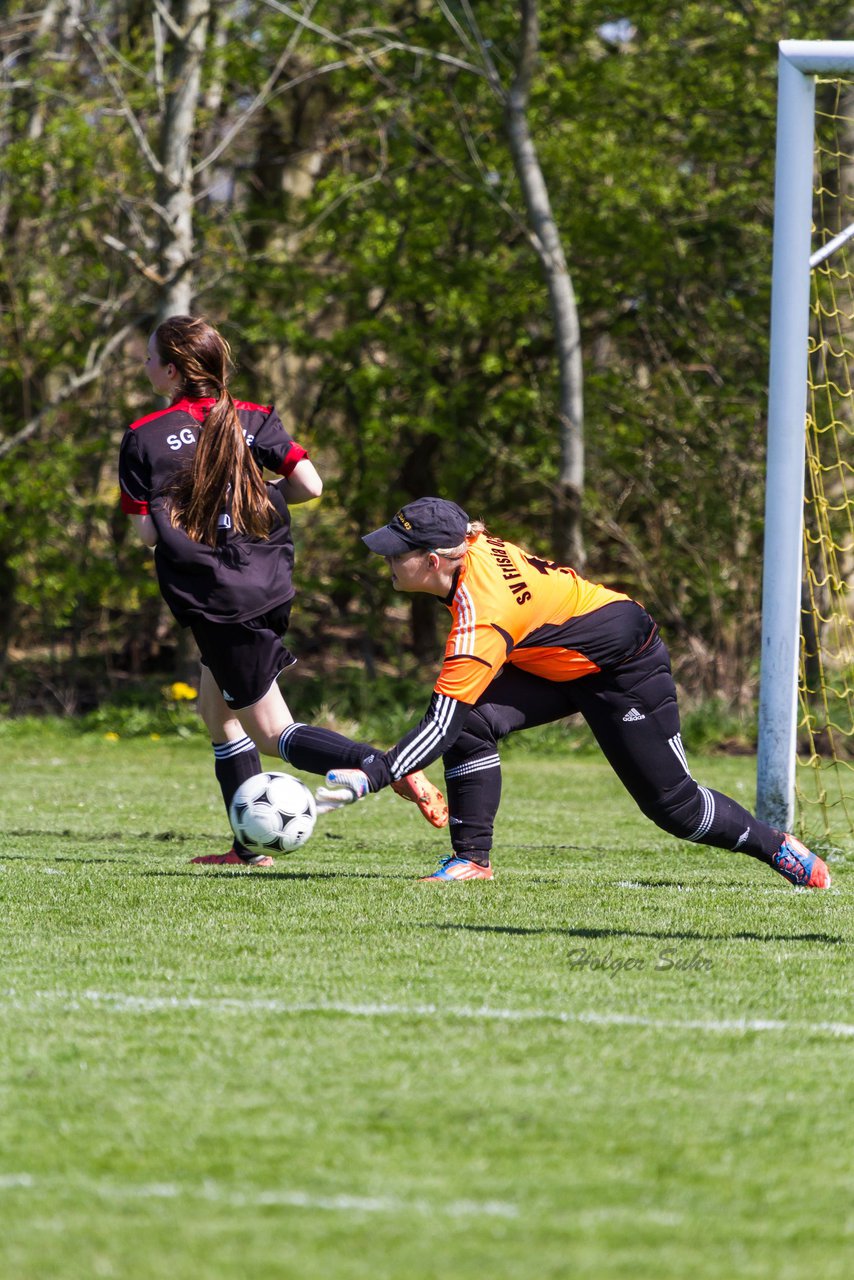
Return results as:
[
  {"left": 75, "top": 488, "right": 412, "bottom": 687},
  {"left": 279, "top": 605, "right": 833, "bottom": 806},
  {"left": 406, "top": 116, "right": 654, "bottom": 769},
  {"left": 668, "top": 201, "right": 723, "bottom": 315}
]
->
[{"left": 432, "top": 519, "right": 486, "bottom": 565}]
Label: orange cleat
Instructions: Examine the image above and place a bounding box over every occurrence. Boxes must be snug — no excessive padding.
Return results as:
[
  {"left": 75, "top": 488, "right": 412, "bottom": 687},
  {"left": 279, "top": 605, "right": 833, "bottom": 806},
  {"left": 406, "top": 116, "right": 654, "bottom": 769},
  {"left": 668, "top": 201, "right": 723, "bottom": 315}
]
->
[
  {"left": 391, "top": 771, "right": 449, "bottom": 828},
  {"left": 770, "top": 835, "right": 831, "bottom": 888},
  {"left": 419, "top": 855, "right": 493, "bottom": 882},
  {"left": 190, "top": 847, "right": 275, "bottom": 868}
]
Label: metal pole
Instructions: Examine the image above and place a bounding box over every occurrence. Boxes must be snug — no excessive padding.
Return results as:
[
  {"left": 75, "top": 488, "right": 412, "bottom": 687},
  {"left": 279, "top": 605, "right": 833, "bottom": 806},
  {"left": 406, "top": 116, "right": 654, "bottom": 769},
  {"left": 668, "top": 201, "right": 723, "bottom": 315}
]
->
[{"left": 755, "top": 48, "right": 816, "bottom": 829}]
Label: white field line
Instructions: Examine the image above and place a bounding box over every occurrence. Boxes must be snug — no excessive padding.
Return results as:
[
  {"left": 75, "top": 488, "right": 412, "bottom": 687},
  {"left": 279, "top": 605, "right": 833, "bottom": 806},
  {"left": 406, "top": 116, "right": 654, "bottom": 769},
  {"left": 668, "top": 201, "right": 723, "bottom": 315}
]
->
[
  {"left": 0, "top": 1173, "right": 517, "bottom": 1218},
  {"left": 0, "top": 865, "right": 66, "bottom": 874},
  {"left": 5, "top": 988, "right": 854, "bottom": 1038},
  {"left": 0, "top": 1176, "right": 691, "bottom": 1226}
]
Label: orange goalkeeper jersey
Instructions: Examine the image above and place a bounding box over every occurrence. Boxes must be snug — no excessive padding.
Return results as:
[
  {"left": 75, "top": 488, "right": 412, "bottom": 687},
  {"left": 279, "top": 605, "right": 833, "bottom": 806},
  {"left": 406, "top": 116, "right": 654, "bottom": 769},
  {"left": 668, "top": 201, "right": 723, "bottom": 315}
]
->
[{"left": 434, "top": 533, "right": 654, "bottom": 706}]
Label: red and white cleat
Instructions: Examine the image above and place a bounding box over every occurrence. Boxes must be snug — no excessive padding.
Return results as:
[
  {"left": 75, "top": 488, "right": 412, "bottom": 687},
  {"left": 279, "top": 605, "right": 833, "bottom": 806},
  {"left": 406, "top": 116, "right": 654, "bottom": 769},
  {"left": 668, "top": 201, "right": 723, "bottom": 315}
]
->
[
  {"left": 190, "top": 847, "right": 275, "bottom": 868},
  {"left": 391, "top": 772, "right": 449, "bottom": 828}
]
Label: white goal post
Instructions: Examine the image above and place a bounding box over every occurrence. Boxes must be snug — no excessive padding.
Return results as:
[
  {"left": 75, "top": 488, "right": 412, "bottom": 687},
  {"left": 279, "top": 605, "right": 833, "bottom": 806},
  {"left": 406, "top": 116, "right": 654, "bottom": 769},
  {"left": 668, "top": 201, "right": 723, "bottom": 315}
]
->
[{"left": 756, "top": 40, "right": 854, "bottom": 830}]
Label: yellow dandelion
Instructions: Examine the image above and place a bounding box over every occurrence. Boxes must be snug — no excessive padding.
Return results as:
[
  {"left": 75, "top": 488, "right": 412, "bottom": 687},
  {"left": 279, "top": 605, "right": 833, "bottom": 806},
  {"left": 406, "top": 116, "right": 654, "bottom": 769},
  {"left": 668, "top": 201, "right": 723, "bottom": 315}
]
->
[
  {"left": 168, "top": 681, "right": 198, "bottom": 702},
  {"left": 104, "top": 731, "right": 120, "bottom": 741}
]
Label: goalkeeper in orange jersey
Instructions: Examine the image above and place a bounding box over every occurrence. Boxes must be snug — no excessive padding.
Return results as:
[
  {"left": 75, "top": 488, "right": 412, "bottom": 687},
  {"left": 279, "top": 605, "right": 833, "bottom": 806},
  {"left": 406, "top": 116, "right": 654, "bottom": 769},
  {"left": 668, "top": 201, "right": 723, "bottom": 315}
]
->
[{"left": 314, "top": 497, "right": 831, "bottom": 887}]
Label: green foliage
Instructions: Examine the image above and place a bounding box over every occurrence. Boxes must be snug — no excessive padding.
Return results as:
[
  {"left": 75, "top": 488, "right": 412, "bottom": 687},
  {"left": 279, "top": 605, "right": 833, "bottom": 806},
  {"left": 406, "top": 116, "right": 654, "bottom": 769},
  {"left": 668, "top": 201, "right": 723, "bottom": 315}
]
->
[{"left": 2, "top": 0, "right": 851, "bottom": 708}]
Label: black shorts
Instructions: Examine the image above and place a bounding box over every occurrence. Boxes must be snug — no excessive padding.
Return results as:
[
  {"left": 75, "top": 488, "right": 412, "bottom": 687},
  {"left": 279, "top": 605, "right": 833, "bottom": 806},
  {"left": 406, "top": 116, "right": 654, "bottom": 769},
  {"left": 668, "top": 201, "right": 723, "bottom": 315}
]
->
[{"left": 189, "top": 600, "right": 296, "bottom": 710}]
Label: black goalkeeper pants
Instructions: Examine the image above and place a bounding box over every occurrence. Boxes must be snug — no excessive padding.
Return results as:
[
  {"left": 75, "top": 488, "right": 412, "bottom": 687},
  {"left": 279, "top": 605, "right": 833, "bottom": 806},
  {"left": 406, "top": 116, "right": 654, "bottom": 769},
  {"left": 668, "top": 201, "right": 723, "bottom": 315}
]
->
[{"left": 443, "top": 636, "right": 784, "bottom": 865}]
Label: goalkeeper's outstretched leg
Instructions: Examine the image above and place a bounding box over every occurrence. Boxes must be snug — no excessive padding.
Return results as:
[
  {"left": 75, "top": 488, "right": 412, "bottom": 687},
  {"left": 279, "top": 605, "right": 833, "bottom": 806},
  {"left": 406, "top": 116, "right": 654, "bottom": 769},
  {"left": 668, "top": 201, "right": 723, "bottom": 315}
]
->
[{"left": 570, "top": 640, "right": 831, "bottom": 889}]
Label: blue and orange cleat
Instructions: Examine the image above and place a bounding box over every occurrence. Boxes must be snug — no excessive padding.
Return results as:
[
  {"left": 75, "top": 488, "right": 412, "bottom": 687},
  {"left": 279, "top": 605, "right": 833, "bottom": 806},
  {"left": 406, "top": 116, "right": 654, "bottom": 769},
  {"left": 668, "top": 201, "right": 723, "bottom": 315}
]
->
[
  {"left": 419, "top": 855, "right": 493, "bottom": 882},
  {"left": 391, "top": 771, "right": 449, "bottom": 828},
  {"left": 770, "top": 834, "right": 831, "bottom": 888},
  {"left": 191, "top": 846, "right": 275, "bottom": 868}
]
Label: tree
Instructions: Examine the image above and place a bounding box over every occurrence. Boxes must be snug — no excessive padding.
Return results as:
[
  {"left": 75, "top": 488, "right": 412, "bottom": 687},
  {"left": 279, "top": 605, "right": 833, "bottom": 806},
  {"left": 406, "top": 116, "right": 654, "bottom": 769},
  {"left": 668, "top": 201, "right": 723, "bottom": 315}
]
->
[
  {"left": 154, "top": 0, "right": 213, "bottom": 321},
  {"left": 452, "top": 0, "right": 585, "bottom": 564},
  {"left": 2, "top": 0, "right": 852, "bottom": 714}
]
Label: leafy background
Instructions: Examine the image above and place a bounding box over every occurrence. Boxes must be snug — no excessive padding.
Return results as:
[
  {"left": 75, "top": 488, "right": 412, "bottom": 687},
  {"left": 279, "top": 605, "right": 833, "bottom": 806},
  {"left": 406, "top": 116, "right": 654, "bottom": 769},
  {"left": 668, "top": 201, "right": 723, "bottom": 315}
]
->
[{"left": 1, "top": 1, "right": 849, "bottom": 723}]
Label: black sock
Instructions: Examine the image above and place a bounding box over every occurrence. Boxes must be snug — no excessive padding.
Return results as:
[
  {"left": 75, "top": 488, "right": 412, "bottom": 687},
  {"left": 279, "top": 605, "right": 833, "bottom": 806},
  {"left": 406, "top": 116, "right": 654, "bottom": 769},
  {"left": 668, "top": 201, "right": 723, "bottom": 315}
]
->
[
  {"left": 278, "top": 722, "right": 375, "bottom": 775},
  {"left": 445, "top": 752, "right": 501, "bottom": 866},
  {"left": 451, "top": 850, "right": 491, "bottom": 867},
  {"left": 692, "top": 788, "right": 784, "bottom": 861},
  {"left": 213, "top": 735, "right": 261, "bottom": 855}
]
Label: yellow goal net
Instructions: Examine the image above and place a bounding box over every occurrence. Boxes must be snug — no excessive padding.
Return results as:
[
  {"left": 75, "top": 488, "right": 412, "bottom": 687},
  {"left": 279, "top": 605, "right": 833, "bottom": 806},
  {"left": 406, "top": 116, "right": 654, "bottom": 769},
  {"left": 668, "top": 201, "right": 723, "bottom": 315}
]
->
[{"left": 799, "top": 76, "right": 854, "bottom": 842}]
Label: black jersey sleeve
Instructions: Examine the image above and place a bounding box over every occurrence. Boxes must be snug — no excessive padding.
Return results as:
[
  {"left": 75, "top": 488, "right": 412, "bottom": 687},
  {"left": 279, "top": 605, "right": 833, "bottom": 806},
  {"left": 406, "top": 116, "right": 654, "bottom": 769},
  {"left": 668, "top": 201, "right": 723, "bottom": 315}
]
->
[
  {"left": 118, "top": 428, "right": 152, "bottom": 514},
  {"left": 360, "top": 692, "right": 473, "bottom": 790},
  {"left": 243, "top": 405, "right": 307, "bottom": 477}
]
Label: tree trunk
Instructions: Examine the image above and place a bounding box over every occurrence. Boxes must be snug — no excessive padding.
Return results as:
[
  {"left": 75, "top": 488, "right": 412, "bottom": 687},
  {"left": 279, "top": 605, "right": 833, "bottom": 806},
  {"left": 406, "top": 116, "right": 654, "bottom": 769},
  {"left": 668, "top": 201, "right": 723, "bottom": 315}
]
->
[
  {"left": 155, "top": 0, "right": 212, "bottom": 321},
  {"left": 504, "top": 0, "right": 585, "bottom": 568}
]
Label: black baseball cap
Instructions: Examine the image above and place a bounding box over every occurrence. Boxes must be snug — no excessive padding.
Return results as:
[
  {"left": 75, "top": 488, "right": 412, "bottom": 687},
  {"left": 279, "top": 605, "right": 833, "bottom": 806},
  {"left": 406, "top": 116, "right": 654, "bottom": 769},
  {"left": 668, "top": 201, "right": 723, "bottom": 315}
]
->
[{"left": 362, "top": 497, "right": 470, "bottom": 557}]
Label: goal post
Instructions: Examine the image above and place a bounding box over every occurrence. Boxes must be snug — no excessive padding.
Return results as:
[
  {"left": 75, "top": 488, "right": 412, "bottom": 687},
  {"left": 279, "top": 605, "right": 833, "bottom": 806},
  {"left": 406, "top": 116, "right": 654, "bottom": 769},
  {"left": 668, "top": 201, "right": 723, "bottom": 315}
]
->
[{"left": 756, "top": 41, "right": 854, "bottom": 832}]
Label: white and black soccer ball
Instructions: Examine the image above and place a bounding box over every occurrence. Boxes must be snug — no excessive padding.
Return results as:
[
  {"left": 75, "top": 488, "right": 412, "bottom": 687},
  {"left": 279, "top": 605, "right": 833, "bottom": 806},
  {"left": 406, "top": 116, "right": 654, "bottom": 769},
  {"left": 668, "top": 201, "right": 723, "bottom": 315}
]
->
[{"left": 229, "top": 771, "right": 317, "bottom": 854}]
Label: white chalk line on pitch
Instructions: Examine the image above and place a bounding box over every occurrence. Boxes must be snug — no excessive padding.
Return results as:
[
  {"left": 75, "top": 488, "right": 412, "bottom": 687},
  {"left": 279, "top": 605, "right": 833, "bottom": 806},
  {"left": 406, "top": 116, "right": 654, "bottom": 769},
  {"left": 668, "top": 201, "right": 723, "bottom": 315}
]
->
[
  {"left": 0, "top": 1172, "right": 517, "bottom": 1218},
  {"left": 0, "top": 1175, "right": 689, "bottom": 1227},
  {"left": 6, "top": 988, "right": 854, "bottom": 1037}
]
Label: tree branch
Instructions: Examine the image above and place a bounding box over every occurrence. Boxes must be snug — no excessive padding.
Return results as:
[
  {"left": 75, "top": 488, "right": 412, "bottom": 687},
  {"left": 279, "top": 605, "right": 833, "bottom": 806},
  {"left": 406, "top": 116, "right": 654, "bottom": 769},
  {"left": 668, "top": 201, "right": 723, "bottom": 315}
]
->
[
  {"left": 458, "top": 0, "right": 506, "bottom": 99},
  {"left": 0, "top": 324, "right": 135, "bottom": 462},
  {"left": 251, "top": 0, "right": 526, "bottom": 243},
  {"left": 76, "top": 20, "right": 162, "bottom": 176},
  {"left": 103, "top": 234, "right": 166, "bottom": 286},
  {"left": 193, "top": 0, "right": 321, "bottom": 177},
  {"left": 152, "top": 0, "right": 186, "bottom": 43}
]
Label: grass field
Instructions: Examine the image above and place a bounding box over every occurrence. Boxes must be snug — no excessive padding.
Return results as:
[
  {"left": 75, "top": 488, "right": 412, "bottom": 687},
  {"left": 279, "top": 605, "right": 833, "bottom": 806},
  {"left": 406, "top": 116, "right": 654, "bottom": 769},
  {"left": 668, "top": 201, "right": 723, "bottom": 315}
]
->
[{"left": 1, "top": 724, "right": 852, "bottom": 1279}]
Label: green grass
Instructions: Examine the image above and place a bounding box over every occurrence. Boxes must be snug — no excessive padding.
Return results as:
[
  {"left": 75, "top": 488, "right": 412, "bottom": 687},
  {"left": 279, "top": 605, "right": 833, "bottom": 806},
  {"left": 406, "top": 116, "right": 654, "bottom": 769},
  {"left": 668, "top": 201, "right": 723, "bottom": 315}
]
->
[{"left": 1, "top": 726, "right": 852, "bottom": 1279}]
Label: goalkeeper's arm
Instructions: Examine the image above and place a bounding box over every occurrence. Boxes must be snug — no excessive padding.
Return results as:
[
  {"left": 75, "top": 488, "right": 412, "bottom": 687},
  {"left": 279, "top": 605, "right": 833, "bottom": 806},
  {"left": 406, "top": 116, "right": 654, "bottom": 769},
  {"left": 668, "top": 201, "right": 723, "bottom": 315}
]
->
[
  {"left": 360, "top": 692, "right": 472, "bottom": 791},
  {"left": 316, "top": 692, "right": 469, "bottom": 814}
]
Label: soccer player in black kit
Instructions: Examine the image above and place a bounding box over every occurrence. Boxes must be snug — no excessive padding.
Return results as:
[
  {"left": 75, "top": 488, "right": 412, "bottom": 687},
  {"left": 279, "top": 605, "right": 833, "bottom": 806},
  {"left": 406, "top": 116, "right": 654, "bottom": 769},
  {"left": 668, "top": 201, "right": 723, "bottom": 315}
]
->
[{"left": 119, "top": 316, "right": 447, "bottom": 865}]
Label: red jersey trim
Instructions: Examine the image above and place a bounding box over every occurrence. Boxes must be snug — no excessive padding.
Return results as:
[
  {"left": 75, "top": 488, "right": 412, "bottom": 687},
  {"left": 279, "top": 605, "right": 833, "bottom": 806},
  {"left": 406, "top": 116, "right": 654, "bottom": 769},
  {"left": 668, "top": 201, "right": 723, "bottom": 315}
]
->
[
  {"left": 121, "top": 492, "right": 149, "bottom": 515},
  {"left": 126, "top": 403, "right": 184, "bottom": 431},
  {"left": 278, "top": 443, "right": 309, "bottom": 477},
  {"left": 234, "top": 399, "right": 273, "bottom": 414},
  {"left": 127, "top": 397, "right": 274, "bottom": 430}
]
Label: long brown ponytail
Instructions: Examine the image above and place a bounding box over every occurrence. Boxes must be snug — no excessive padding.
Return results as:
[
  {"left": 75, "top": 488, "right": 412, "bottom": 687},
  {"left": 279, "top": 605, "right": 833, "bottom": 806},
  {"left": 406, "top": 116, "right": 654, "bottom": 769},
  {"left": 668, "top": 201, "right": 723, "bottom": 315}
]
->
[{"left": 155, "top": 315, "right": 276, "bottom": 545}]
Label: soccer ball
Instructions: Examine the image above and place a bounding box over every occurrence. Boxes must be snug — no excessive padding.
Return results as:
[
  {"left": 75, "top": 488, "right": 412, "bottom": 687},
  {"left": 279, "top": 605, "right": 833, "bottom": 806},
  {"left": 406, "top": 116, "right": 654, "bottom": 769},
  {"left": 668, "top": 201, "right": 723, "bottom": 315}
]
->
[{"left": 229, "top": 771, "right": 317, "bottom": 854}]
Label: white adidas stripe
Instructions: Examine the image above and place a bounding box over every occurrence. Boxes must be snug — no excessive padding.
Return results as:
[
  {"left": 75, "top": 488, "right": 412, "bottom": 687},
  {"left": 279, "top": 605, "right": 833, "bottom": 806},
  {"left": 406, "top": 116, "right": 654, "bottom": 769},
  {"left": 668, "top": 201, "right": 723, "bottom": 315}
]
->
[
  {"left": 668, "top": 732, "right": 691, "bottom": 775},
  {"left": 688, "top": 785, "right": 716, "bottom": 842},
  {"left": 452, "top": 585, "right": 476, "bottom": 656},
  {"left": 444, "top": 753, "right": 501, "bottom": 780},
  {"left": 213, "top": 735, "right": 256, "bottom": 760},
  {"left": 277, "top": 722, "right": 307, "bottom": 760},
  {"left": 392, "top": 693, "right": 457, "bottom": 778}
]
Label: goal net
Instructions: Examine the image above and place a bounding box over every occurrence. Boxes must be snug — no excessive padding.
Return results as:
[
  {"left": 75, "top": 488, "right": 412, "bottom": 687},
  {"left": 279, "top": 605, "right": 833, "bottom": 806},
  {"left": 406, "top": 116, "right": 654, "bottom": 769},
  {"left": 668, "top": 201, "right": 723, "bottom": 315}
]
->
[
  {"left": 757, "top": 43, "right": 854, "bottom": 845},
  {"left": 799, "top": 75, "right": 854, "bottom": 842}
]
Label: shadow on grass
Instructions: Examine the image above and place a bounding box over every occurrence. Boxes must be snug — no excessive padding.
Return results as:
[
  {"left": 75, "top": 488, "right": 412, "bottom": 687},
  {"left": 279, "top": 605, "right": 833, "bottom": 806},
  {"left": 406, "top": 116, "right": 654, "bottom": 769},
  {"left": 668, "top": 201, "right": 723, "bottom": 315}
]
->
[
  {"left": 135, "top": 867, "right": 414, "bottom": 883},
  {"left": 4, "top": 828, "right": 222, "bottom": 844},
  {"left": 1, "top": 829, "right": 363, "bottom": 856},
  {"left": 417, "top": 922, "right": 846, "bottom": 945}
]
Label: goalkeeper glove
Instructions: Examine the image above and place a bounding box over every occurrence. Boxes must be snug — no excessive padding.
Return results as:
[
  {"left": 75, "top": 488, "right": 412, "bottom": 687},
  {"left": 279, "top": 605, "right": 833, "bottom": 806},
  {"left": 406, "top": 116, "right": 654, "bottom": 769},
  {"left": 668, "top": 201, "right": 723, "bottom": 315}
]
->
[{"left": 314, "top": 768, "right": 372, "bottom": 815}]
